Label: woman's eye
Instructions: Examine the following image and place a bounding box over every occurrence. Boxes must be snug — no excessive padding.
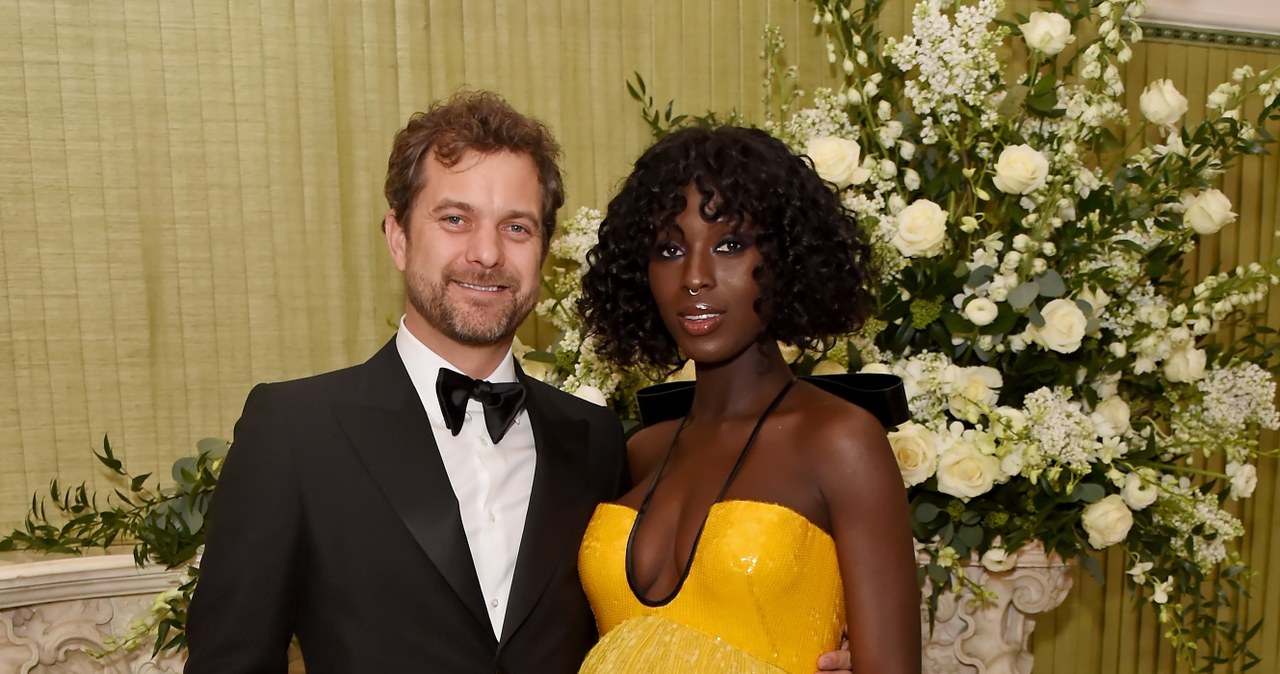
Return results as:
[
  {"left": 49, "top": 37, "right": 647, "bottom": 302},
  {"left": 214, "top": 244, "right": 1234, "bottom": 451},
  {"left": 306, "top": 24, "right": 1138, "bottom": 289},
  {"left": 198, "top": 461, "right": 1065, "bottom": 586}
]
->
[
  {"left": 654, "top": 241, "right": 683, "bottom": 258},
  {"left": 715, "top": 237, "right": 750, "bottom": 253}
]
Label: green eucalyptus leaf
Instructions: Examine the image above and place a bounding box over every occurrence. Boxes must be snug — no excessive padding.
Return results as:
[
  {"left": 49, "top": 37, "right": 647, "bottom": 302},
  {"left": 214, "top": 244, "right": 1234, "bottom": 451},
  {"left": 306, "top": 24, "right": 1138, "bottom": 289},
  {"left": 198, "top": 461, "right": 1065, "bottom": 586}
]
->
[
  {"left": 967, "top": 265, "right": 996, "bottom": 288},
  {"left": 916, "top": 501, "right": 941, "bottom": 523},
  {"left": 1037, "top": 270, "right": 1066, "bottom": 297},
  {"left": 1081, "top": 555, "right": 1106, "bottom": 585},
  {"left": 1008, "top": 281, "right": 1040, "bottom": 310},
  {"left": 1070, "top": 482, "right": 1106, "bottom": 503},
  {"left": 956, "top": 524, "right": 983, "bottom": 548},
  {"left": 171, "top": 457, "right": 198, "bottom": 485},
  {"left": 520, "top": 350, "right": 558, "bottom": 364},
  {"left": 196, "top": 437, "right": 231, "bottom": 458}
]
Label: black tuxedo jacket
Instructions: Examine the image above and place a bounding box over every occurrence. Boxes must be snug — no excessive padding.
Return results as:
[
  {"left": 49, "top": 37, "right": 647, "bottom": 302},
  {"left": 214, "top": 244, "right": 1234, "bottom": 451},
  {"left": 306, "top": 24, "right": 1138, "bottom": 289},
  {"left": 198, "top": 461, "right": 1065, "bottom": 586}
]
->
[{"left": 185, "top": 340, "right": 627, "bottom": 673}]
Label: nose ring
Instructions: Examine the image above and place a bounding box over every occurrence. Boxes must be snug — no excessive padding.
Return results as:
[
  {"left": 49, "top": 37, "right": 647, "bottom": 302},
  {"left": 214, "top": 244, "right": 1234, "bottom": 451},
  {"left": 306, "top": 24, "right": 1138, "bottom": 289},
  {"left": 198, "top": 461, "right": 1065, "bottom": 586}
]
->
[{"left": 687, "top": 287, "right": 702, "bottom": 296}]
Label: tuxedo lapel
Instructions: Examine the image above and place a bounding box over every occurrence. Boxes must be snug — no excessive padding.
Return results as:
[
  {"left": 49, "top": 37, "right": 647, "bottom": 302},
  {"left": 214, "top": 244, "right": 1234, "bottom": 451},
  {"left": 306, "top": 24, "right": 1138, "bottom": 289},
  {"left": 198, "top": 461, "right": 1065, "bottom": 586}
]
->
[
  {"left": 334, "top": 341, "right": 491, "bottom": 633},
  {"left": 500, "top": 377, "right": 592, "bottom": 643}
]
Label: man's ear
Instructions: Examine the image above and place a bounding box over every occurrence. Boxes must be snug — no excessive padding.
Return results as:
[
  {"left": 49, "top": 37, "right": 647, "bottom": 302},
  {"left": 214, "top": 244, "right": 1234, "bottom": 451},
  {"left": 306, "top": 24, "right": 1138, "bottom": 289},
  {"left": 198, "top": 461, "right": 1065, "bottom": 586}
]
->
[{"left": 384, "top": 209, "right": 408, "bottom": 272}]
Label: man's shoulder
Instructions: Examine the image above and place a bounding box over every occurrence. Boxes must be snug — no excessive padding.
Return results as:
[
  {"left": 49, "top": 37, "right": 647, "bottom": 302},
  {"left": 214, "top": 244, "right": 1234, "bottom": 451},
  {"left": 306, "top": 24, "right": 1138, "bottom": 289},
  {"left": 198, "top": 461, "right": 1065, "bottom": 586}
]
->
[
  {"left": 251, "top": 360, "right": 367, "bottom": 399},
  {"left": 243, "top": 342, "right": 400, "bottom": 410}
]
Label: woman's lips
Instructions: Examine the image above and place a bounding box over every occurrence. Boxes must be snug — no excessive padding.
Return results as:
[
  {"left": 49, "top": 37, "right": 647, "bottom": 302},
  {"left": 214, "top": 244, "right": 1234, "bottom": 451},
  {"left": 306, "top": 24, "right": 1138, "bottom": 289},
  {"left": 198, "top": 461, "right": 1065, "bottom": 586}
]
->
[{"left": 677, "top": 303, "right": 724, "bottom": 335}]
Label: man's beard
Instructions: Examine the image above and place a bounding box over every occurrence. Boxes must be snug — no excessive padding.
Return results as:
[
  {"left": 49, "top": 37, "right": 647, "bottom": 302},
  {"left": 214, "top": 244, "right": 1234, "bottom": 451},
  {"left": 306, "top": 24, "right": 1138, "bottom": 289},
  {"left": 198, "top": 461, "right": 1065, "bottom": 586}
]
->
[{"left": 405, "top": 266, "right": 536, "bottom": 346}]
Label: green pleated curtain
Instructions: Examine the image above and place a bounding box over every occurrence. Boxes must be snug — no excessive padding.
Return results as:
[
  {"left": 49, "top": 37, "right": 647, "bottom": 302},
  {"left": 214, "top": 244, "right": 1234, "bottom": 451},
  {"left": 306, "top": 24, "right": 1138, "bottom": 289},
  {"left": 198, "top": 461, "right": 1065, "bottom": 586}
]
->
[{"left": 0, "top": 1, "right": 1277, "bottom": 672}]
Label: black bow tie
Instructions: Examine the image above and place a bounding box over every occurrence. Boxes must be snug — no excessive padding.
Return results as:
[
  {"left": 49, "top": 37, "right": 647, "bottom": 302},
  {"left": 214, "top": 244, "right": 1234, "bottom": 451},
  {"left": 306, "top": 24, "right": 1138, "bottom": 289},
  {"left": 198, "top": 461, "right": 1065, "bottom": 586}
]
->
[{"left": 436, "top": 368, "right": 527, "bottom": 444}]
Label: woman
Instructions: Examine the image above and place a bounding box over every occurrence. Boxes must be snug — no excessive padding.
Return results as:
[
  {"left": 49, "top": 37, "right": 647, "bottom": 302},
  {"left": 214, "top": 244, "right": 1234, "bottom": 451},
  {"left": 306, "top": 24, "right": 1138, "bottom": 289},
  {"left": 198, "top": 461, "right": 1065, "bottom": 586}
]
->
[{"left": 575, "top": 126, "right": 921, "bottom": 673}]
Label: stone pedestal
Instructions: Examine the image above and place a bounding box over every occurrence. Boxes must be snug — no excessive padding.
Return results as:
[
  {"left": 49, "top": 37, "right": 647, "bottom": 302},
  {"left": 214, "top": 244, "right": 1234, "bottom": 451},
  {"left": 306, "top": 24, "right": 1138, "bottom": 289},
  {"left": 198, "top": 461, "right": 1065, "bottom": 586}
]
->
[
  {"left": 0, "top": 554, "right": 308, "bottom": 673},
  {"left": 921, "top": 543, "right": 1075, "bottom": 674},
  {"left": 0, "top": 555, "right": 186, "bottom": 673}
]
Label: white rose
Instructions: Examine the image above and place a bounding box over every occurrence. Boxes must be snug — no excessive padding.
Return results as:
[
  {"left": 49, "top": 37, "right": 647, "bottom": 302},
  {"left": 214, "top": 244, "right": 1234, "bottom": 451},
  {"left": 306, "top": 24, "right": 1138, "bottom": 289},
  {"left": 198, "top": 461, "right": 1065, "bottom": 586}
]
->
[
  {"left": 811, "top": 359, "right": 847, "bottom": 375},
  {"left": 1139, "top": 79, "right": 1189, "bottom": 126},
  {"left": 1029, "top": 299, "right": 1088, "bottom": 354},
  {"left": 981, "top": 547, "right": 1017, "bottom": 572},
  {"left": 1182, "top": 188, "right": 1237, "bottom": 235},
  {"left": 1091, "top": 396, "right": 1131, "bottom": 438},
  {"left": 1082, "top": 494, "right": 1134, "bottom": 549},
  {"left": 887, "top": 422, "right": 939, "bottom": 487},
  {"left": 992, "top": 144, "right": 1050, "bottom": 195},
  {"left": 1163, "top": 343, "right": 1207, "bottom": 383},
  {"left": 1122, "top": 472, "right": 1158, "bottom": 510},
  {"left": 1020, "top": 12, "right": 1075, "bottom": 55},
  {"left": 572, "top": 385, "right": 607, "bottom": 406},
  {"left": 947, "top": 365, "right": 1003, "bottom": 423},
  {"left": 891, "top": 199, "right": 948, "bottom": 258},
  {"left": 1227, "top": 461, "right": 1257, "bottom": 500},
  {"left": 806, "top": 136, "right": 872, "bottom": 187},
  {"left": 936, "top": 442, "right": 1000, "bottom": 500},
  {"left": 964, "top": 297, "right": 1000, "bottom": 326},
  {"left": 859, "top": 362, "right": 892, "bottom": 374},
  {"left": 777, "top": 342, "right": 804, "bottom": 364}
]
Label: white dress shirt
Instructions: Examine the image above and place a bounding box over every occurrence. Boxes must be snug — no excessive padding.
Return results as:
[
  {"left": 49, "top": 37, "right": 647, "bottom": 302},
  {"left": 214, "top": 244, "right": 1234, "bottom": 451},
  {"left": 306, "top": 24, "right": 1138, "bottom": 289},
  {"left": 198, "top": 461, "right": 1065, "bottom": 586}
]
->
[{"left": 396, "top": 320, "right": 537, "bottom": 639}]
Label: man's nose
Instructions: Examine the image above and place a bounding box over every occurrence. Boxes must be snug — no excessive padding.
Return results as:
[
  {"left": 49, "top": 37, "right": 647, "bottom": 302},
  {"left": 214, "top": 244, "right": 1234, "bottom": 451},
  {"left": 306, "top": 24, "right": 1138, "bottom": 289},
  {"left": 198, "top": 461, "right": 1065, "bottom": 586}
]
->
[{"left": 465, "top": 225, "right": 503, "bottom": 267}]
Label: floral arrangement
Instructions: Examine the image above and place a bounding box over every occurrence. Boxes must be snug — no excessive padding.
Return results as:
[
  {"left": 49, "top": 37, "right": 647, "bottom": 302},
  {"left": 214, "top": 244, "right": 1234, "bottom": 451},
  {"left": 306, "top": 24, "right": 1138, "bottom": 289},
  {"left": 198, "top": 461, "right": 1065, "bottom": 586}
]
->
[{"left": 528, "top": 0, "right": 1280, "bottom": 667}]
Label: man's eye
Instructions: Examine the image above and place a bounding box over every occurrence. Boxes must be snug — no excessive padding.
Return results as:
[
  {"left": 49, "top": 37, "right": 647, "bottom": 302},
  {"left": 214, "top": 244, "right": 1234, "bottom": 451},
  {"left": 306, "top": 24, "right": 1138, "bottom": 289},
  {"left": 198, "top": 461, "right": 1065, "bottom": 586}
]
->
[{"left": 443, "top": 215, "right": 464, "bottom": 226}]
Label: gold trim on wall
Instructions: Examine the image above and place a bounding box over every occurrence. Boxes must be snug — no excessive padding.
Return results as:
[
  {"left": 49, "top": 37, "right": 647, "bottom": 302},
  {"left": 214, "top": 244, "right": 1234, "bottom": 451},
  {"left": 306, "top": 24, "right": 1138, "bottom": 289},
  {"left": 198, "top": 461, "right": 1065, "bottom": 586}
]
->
[{"left": 1141, "top": 21, "right": 1280, "bottom": 51}]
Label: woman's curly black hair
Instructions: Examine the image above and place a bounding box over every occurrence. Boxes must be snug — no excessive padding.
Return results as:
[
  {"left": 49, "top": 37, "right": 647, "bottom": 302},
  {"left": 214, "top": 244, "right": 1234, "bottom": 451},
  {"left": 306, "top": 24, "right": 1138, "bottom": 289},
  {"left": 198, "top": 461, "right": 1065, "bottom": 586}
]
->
[{"left": 578, "top": 125, "right": 875, "bottom": 371}]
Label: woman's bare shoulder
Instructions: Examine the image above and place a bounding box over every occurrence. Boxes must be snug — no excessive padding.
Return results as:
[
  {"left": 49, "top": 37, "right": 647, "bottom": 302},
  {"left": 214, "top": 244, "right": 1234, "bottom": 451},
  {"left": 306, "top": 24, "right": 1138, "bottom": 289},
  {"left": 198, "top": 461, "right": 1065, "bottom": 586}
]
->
[
  {"left": 789, "top": 381, "right": 892, "bottom": 455},
  {"left": 782, "top": 382, "right": 903, "bottom": 496}
]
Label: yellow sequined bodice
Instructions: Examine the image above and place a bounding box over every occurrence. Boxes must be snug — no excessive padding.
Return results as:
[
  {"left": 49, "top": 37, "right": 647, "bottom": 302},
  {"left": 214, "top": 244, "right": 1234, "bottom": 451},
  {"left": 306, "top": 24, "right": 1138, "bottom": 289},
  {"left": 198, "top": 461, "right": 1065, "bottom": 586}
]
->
[{"left": 577, "top": 500, "right": 845, "bottom": 674}]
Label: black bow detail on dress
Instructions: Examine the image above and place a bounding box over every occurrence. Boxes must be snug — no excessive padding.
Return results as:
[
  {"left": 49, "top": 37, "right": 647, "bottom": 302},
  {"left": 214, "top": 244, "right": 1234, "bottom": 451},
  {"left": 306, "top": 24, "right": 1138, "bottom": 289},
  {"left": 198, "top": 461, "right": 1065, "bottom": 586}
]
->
[{"left": 436, "top": 368, "right": 527, "bottom": 444}]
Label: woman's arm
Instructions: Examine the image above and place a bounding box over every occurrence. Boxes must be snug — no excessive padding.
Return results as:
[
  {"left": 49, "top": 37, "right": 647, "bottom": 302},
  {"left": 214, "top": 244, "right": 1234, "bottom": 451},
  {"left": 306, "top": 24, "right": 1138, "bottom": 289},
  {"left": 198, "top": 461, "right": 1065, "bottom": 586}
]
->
[{"left": 815, "top": 407, "right": 922, "bottom": 674}]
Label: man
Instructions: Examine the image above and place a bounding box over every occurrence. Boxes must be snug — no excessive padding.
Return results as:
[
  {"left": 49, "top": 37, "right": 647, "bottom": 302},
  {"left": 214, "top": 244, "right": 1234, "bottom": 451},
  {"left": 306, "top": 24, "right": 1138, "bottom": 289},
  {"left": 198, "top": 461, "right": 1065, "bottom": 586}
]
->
[
  {"left": 185, "top": 91, "right": 855, "bottom": 673},
  {"left": 186, "top": 91, "right": 626, "bottom": 673}
]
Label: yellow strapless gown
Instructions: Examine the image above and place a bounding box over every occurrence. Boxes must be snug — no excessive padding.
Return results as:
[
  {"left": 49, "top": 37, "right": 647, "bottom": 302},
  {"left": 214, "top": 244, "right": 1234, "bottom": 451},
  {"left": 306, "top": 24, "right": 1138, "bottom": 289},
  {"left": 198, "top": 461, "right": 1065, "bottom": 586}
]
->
[{"left": 577, "top": 500, "right": 845, "bottom": 674}]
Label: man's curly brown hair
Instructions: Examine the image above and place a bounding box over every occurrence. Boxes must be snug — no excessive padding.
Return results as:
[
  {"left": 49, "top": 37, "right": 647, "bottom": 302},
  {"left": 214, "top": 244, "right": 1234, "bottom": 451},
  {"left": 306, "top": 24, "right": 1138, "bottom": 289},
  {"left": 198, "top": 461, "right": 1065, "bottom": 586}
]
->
[
  {"left": 578, "top": 126, "right": 875, "bottom": 370},
  {"left": 383, "top": 90, "right": 564, "bottom": 245}
]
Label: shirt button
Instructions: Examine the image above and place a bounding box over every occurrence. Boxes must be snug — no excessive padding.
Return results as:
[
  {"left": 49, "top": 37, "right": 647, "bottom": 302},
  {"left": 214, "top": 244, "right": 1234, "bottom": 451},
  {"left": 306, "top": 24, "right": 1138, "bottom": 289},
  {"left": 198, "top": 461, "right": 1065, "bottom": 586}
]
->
[
  {"left": 487, "top": 512, "right": 496, "bottom": 523},
  {"left": 491, "top": 599, "right": 499, "bottom": 608}
]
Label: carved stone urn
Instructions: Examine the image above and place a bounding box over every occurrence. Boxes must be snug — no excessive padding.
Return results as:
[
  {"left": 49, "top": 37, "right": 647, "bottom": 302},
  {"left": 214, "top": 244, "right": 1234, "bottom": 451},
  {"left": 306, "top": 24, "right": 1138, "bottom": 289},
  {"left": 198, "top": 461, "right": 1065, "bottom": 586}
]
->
[
  {"left": 0, "top": 554, "right": 186, "bottom": 674},
  {"left": 920, "top": 542, "right": 1075, "bottom": 674},
  {"left": 0, "top": 554, "right": 305, "bottom": 674}
]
